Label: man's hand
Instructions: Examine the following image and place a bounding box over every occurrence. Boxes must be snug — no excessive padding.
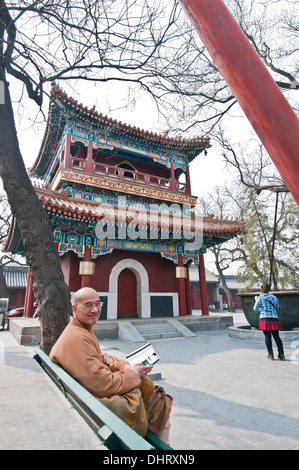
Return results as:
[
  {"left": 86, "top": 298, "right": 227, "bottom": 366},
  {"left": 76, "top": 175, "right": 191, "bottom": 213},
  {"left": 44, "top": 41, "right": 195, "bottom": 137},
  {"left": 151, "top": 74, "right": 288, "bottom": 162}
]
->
[{"left": 132, "top": 363, "right": 153, "bottom": 380}]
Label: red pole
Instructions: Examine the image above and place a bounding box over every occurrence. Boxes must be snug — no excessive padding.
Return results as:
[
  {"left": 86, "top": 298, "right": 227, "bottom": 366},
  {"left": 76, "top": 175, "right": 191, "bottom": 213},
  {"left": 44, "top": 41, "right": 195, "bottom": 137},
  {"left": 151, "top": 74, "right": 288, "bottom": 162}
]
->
[
  {"left": 179, "top": 0, "right": 299, "bottom": 205},
  {"left": 185, "top": 264, "right": 193, "bottom": 315},
  {"left": 63, "top": 133, "right": 71, "bottom": 169},
  {"left": 85, "top": 139, "right": 94, "bottom": 174},
  {"left": 170, "top": 162, "right": 176, "bottom": 191},
  {"left": 24, "top": 268, "right": 34, "bottom": 317},
  {"left": 198, "top": 255, "right": 209, "bottom": 315}
]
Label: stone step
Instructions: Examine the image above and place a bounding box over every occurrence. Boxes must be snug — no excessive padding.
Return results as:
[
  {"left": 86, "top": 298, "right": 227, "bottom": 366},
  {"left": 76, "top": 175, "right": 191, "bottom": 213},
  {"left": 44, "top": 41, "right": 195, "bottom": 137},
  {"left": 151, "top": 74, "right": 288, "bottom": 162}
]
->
[
  {"left": 134, "top": 321, "right": 183, "bottom": 340},
  {"left": 142, "top": 331, "right": 183, "bottom": 340},
  {"left": 136, "top": 325, "right": 177, "bottom": 334}
]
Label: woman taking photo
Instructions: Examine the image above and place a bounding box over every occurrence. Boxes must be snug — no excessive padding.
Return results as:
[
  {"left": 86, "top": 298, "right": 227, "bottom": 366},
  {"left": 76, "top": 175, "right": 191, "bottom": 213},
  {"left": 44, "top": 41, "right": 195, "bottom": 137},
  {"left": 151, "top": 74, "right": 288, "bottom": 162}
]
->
[{"left": 254, "top": 283, "right": 285, "bottom": 361}]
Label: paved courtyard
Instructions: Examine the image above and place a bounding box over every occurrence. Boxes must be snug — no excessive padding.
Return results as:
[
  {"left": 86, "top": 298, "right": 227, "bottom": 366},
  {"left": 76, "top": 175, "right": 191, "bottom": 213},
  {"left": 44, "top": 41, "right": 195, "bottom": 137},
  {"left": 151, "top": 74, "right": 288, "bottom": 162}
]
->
[
  {"left": 101, "top": 312, "right": 299, "bottom": 450},
  {"left": 1, "top": 312, "right": 299, "bottom": 450}
]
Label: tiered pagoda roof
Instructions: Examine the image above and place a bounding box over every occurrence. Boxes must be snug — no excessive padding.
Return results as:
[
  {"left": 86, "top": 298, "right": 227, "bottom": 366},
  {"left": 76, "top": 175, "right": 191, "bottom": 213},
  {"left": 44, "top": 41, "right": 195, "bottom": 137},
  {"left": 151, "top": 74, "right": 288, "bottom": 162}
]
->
[{"left": 30, "top": 82, "right": 211, "bottom": 179}]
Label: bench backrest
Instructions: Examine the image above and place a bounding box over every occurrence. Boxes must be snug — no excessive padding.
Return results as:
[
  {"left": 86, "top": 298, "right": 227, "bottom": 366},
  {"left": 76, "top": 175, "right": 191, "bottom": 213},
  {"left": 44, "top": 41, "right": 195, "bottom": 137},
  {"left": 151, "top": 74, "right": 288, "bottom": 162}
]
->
[{"left": 34, "top": 347, "right": 171, "bottom": 451}]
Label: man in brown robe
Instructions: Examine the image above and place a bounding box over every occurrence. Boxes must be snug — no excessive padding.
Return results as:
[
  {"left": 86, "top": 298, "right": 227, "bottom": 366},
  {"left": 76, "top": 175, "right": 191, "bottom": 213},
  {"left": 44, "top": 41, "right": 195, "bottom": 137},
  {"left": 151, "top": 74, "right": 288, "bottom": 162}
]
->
[{"left": 50, "top": 287, "right": 153, "bottom": 436}]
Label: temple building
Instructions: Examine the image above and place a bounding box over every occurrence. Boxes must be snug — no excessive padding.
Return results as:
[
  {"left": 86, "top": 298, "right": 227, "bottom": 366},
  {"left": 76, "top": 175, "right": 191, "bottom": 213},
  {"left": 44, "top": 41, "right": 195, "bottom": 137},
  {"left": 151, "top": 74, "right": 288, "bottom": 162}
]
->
[{"left": 4, "top": 83, "right": 245, "bottom": 319}]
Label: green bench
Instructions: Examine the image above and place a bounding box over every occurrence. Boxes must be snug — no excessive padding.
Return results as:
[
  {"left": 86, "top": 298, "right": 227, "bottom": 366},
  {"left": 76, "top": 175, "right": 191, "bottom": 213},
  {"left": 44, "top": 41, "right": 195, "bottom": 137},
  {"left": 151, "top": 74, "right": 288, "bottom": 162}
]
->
[{"left": 34, "top": 347, "right": 172, "bottom": 451}]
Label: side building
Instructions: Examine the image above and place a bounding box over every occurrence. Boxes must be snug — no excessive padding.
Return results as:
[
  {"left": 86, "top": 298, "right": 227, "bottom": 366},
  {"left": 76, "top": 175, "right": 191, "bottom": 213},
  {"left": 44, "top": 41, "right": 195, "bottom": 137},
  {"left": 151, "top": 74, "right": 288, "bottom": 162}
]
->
[{"left": 2, "top": 266, "right": 28, "bottom": 310}]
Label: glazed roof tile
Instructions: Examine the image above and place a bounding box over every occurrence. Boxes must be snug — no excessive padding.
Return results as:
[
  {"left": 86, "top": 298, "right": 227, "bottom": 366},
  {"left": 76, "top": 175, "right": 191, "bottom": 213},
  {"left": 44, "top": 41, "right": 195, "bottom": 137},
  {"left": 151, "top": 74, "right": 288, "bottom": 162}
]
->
[
  {"left": 30, "top": 83, "right": 211, "bottom": 179},
  {"left": 3, "top": 182, "right": 245, "bottom": 256},
  {"left": 49, "top": 82, "right": 211, "bottom": 151},
  {"left": 35, "top": 183, "right": 245, "bottom": 237}
]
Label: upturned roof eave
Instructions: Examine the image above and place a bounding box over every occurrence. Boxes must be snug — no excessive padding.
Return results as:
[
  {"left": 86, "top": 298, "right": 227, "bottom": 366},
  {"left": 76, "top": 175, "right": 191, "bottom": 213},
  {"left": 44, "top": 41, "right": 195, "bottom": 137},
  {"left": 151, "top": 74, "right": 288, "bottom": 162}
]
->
[{"left": 29, "top": 82, "right": 211, "bottom": 179}]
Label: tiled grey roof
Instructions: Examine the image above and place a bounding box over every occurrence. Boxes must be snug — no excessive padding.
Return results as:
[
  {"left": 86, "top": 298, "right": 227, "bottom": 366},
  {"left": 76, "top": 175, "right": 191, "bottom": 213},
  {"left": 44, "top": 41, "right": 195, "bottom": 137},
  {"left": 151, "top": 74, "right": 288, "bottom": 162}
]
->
[
  {"left": 188, "top": 265, "right": 219, "bottom": 283},
  {"left": 3, "top": 266, "right": 28, "bottom": 288}
]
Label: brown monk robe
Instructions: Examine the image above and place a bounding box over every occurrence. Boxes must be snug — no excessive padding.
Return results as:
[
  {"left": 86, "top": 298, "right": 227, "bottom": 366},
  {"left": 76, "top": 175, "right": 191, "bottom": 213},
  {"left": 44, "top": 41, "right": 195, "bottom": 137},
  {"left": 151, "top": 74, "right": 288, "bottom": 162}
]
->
[
  {"left": 50, "top": 316, "right": 141, "bottom": 398},
  {"left": 49, "top": 287, "right": 154, "bottom": 436}
]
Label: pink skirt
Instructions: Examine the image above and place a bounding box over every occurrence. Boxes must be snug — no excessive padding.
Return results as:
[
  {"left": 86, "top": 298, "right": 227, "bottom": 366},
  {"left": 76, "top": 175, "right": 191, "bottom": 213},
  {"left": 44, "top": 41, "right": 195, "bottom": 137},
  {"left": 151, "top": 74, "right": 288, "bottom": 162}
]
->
[{"left": 259, "top": 320, "right": 282, "bottom": 331}]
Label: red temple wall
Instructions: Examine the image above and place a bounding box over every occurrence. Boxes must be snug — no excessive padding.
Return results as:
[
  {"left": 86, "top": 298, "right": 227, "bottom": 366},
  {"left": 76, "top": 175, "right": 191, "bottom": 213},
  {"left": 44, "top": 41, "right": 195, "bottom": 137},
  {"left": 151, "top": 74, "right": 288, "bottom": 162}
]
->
[
  {"left": 61, "top": 249, "right": 177, "bottom": 293},
  {"left": 60, "top": 252, "right": 81, "bottom": 291}
]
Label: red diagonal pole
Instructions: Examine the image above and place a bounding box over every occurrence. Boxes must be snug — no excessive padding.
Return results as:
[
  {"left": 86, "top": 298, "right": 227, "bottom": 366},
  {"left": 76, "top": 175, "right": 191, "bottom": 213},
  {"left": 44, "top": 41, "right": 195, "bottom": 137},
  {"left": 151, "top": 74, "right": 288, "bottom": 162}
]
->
[{"left": 180, "top": 0, "right": 299, "bottom": 205}]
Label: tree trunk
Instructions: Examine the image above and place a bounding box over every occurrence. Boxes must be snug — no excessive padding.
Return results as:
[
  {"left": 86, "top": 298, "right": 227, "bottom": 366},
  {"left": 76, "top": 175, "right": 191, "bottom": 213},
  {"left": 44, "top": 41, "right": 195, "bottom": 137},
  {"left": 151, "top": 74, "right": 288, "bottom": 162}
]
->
[
  {"left": 213, "top": 250, "right": 235, "bottom": 313},
  {"left": 217, "top": 270, "right": 235, "bottom": 312},
  {"left": 0, "top": 72, "right": 71, "bottom": 354}
]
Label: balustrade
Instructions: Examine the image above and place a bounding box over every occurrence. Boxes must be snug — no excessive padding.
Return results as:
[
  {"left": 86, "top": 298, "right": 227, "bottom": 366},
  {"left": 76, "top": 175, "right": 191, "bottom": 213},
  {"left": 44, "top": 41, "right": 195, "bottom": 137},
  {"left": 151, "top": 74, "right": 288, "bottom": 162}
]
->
[{"left": 62, "top": 154, "right": 189, "bottom": 194}]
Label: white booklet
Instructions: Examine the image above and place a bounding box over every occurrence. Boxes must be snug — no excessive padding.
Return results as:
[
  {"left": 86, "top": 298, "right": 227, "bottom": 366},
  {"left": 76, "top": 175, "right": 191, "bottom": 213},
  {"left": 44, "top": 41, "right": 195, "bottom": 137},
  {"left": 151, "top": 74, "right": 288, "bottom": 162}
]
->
[{"left": 126, "top": 343, "right": 160, "bottom": 366}]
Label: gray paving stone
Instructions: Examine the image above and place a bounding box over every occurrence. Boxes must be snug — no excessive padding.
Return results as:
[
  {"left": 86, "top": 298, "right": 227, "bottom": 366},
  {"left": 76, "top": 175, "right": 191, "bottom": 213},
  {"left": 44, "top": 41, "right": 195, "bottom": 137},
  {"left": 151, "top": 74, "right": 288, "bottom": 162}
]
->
[{"left": 1, "top": 311, "right": 298, "bottom": 450}]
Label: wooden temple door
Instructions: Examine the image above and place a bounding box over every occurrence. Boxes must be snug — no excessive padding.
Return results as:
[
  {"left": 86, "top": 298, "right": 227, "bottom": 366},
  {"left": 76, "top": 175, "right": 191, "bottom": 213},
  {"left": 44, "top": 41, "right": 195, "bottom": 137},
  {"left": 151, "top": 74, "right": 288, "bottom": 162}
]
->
[{"left": 117, "top": 268, "right": 137, "bottom": 317}]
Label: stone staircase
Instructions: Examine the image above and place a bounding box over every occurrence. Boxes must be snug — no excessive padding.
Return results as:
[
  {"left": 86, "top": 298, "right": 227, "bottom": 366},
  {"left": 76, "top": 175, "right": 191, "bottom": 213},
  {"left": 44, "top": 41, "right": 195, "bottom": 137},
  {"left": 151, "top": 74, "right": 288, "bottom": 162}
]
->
[
  {"left": 133, "top": 320, "right": 183, "bottom": 341},
  {"left": 118, "top": 318, "right": 197, "bottom": 343}
]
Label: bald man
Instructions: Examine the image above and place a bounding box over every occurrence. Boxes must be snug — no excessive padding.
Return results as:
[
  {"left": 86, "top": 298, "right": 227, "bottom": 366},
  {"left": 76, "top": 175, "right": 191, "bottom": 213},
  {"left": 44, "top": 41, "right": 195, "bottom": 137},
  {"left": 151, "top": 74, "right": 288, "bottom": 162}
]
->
[{"left": 50, "top": 287, "right": 153, "bottom": 436}]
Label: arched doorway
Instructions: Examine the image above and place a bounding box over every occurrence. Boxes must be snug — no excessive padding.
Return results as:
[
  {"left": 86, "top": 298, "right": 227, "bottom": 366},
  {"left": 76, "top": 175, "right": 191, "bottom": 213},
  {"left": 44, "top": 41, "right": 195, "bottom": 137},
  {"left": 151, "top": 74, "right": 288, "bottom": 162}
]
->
[
  {"left": 117, "top": 268, "right": 137, "bottom": 317},
  {"left": 108, "top": 258, "right": 150, "bottom": 320}
]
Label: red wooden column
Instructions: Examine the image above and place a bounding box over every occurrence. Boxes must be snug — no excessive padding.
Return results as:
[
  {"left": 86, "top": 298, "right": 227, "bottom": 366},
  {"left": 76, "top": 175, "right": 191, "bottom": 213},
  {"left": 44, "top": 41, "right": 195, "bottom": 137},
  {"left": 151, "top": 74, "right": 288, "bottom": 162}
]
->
[
  {"left": 63, "top": 133, "right": 72, "bottom": 169},
  {"left": 185, "top": 263, "right": 193, "bottom": 315},
  {"left": 24, "top": 268, "right": 34, "bottom": 317},
  {"left": 176, "top": 254, "right": 187, "bottom": 316},
  {"left": 198, "top": 254, "right": 209, "bottom": 315},
  {"left": 179, "top": 0, "right": 299, "bottom": 205},
  {"left": 85, "top": 139, "right": 94, "bottom": 174},
  {"left": 185, "top": 166, "right": 191, "bottom": 195},
  {"left": 170, "top": 162, "right": 176, "bottom": 191},
  {"left": 79, "top": 246, "right": 95, "bottom": 288}
]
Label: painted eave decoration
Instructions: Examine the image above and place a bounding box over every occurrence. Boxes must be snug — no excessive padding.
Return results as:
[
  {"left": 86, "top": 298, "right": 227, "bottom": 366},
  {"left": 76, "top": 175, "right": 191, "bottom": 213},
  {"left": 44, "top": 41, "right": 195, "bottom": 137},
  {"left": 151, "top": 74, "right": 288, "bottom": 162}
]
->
[{"left": 3, "top": 183, "right": 245, "bottom": 256}]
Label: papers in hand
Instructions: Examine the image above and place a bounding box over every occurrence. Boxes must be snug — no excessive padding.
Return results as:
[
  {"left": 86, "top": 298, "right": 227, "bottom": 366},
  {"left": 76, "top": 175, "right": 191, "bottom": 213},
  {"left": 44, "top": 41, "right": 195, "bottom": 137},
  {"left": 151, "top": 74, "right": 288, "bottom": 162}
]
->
[{"left": 126, "top": 343, "right": 160, "bottom": 366}]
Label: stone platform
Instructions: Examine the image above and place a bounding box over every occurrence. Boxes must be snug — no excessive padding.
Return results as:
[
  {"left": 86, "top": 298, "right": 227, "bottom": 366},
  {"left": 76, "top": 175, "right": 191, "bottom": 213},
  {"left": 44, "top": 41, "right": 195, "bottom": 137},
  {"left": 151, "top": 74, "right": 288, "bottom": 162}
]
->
[
  {"left": 9, "top": 313, "right": 233, "bottom": 345},
  {"left": 228, "top": 325, "right": 299, "bottom": 342},
  {"left": 9, "top": 317, "right": 41, "bottom": 346},
  {"left": 9, "top": 317, "right": 119, "bottom": 345}
]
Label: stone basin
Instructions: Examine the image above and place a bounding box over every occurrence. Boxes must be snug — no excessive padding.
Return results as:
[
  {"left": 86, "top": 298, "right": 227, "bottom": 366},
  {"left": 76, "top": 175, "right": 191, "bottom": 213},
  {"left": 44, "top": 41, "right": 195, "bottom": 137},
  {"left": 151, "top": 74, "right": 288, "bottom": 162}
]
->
[{"left": 238, "top": 291, "right": 299, "bottom": 331}]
